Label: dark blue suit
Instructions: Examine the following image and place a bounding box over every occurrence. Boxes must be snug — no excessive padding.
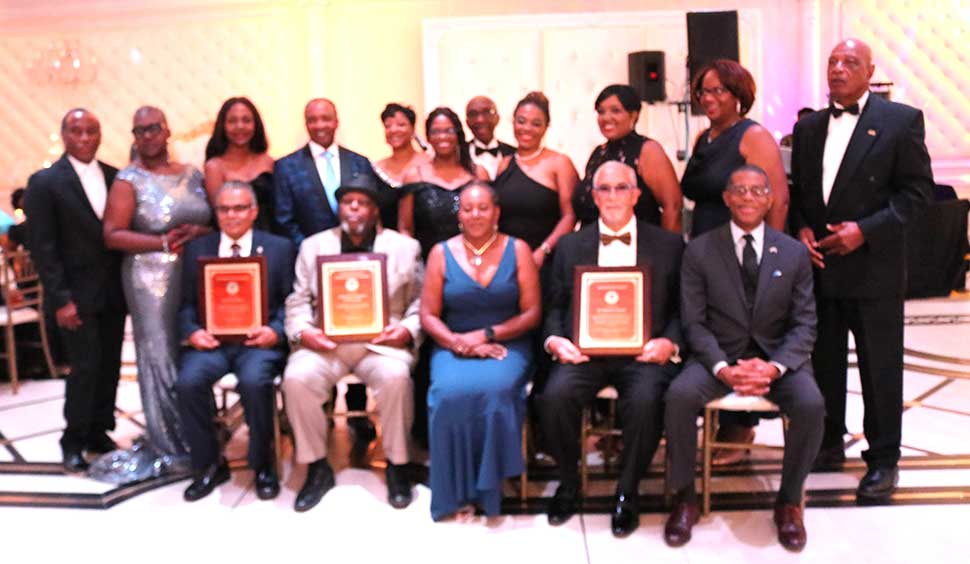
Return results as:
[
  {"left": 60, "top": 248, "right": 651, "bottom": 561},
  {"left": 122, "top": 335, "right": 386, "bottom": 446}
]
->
[
  {"left": 272, "top": 144, "right": 374, "bottom": 246},
  {"left": 175, "top": 230, "right": 296, "bottom": 471}
]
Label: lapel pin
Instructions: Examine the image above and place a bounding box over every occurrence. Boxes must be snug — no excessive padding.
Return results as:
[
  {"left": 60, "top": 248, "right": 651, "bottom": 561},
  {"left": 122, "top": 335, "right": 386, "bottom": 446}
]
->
[
  {"left": 256, "top": 245, "right": 264, "bottom": 255},
  {"left": 867, "top": 129, "right": 877, "bottom": 136},
  {"left": 768, "top": 246, "right": 778, "bottom": 254},
  {"left": 772, "top": 270, "right": 783, "bottom": 278}
]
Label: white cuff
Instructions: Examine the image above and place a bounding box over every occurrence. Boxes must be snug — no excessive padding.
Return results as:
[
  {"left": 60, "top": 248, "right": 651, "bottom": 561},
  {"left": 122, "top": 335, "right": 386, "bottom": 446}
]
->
[
  {"left": 712, "top": 361, "right": 728, "bottom": 378},
  {"left": 770, "top": 361, "right": 788, "bottom": 377}
]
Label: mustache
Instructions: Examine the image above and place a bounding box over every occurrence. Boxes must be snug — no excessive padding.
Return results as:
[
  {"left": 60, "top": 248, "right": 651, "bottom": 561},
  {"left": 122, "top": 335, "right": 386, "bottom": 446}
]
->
[{"left": 340, "top": 219, "right": 374, "bottom": 236}]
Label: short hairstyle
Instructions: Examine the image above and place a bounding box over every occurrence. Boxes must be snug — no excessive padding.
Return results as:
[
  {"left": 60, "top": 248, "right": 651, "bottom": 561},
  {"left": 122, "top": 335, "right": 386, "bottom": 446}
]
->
[
  {"left": 797, "top": 106, "right": 814, "bottom": 118},
  {"left": 381, "top": 103, "right": 416, "bottom": 125},
  {"left": 594, "top": 84, "right": 641, "bottom": 113},
  {"left": 205, "top": 97, "right": 269, "bottom": 160},
  {"left": 592, "top": 161, "right": 637, "bottom": 188},
  {"left": 11, "top": 188, "right": 25, "bottom": 210},
  {"left": 60, "top": 107, "right": 90, "bottom": 132},
  {"left": 515, "top": 91, "right": 550, "bottom": 123},
  {"left": 691, "top": 59, "right": 757, "bottom": 116},
  {"left": 215, "top": 180, "right": 257, "bottom": 205},
  {"left": 425, "top": 107, "right": 475, "bottom": 173},
  {"left": 458, "top": 180, "right": 499, "bottom": 206},
  {"left": 727, "top": 164, "right": 769, "bottom": 188}
]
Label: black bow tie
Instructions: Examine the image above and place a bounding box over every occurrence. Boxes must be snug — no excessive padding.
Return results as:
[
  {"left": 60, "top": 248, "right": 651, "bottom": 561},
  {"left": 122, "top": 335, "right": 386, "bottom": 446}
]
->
[
  {"left": 474, "top": 145, "right": 499, "bottom": 157},
  {"left": 830, "top": 102, "right": 860, "bottom": 118}
]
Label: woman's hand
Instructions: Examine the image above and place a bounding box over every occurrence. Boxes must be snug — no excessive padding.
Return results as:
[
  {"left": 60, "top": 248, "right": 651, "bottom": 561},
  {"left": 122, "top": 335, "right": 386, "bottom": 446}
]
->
[{"left": 450, "top": 330, "right": 487, "bottom": 355}]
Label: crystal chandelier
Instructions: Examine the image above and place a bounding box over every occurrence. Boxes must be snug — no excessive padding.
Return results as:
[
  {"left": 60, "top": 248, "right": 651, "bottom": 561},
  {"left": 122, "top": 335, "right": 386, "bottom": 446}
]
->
[{"left": 25, "top": 39, "right": 97, "bottom": 85}]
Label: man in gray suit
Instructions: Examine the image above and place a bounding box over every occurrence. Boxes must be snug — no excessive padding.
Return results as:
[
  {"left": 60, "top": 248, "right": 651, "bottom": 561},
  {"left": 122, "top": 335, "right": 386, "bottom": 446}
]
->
[{"left": 663, "top": 165, "right": 824, "bottom": 552}]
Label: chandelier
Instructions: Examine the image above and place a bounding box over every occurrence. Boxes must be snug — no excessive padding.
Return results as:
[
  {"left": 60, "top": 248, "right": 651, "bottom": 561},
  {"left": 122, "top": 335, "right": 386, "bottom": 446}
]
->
[{"left": 25, "top": 39, "right": 97, "bottom": 85}]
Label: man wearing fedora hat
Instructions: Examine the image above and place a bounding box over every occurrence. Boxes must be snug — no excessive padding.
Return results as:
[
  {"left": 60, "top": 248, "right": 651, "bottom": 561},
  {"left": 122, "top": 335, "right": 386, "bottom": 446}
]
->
[{"left": 282, "top": 172, "right": 425, "bottom": 512}]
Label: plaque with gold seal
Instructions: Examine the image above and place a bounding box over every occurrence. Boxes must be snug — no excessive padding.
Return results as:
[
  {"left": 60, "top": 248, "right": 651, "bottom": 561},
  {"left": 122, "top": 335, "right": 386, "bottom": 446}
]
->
[
  {"left": 573, "top": 265, "right": 650, "bottom": 356},
  {"left": 198, "top": 256, "right": 268, "bottom": 341},
  {"left": 317, "top": 253, "right": 389, "bottom": 342}
]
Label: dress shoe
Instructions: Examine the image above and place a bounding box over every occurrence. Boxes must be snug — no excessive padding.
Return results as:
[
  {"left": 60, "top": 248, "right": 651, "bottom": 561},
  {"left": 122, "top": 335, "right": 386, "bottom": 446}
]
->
[
  {"left": 62, "top": 448, "right": 89, "bottom": 473},
  {"left": 664, "top": 500, "right": 700, "bottom": 547},
  {"left": 773, "top": 502, "right": 807, "bottom": 552},
  {"left": 85, "top": 432, "right": 118, "bottom": 455},
  {"left": 856, "top": 466, "right": 898, "bottom": 502},
  {"left": 294, "top": 458, "right": 335, "bottom": 513},
  {"left": 255, "top": 466, "right": 280, "bottom": 500},
  {"left": 547, "top": 482, "right": 579, "bottom": 526},
  {"left": 347, "top": 416, "right": 377, "bottom": 468},
  {"left": 610, "top": 491, "right": 640, "bottom": 538},
  {"left": 183, "top": 460, "right": 231, "bottom": 502},
  {"left": 811, "top": 443, "right": 846, "bottom": 472},
  {"left": 385, "top": 462, "right": 413, "bottom": 509},
  {"left": 711, "top": 425, "right": 756, "bottom": 466}
]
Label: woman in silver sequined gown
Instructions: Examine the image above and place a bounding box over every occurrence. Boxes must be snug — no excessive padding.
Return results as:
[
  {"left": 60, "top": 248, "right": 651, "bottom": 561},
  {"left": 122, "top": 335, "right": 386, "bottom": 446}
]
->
[{"left": 93, "top": 107, "right": 212, "bottom": 483}]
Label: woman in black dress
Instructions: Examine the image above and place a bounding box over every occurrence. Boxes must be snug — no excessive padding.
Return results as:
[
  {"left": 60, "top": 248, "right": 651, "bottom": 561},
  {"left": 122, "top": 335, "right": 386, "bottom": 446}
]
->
[
  {"left": 574, "top": 84, "right": 682, "bottom": 233},
  {"left": 203, "top": 97, "right": 277, "bottom": 233},
  {"left": 371, "top": 103, "right": 431, "bottom": 229},
  {"left": 682, "top": 59, "right": 788, "bottom": 237},
  {"left": 494, "top": 91, "right": 578, "bottom": 269}
]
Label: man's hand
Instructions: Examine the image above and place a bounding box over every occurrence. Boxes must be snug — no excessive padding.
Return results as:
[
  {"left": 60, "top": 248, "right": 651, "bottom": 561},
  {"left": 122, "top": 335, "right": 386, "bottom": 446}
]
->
[
  {"left": 716, "top": 362, "right": 773, "bottom": 396},
  {"left": 547, "top": 336, "right": 590, "bottom": 365},
  {"left": 797, "top": 227, "right": 825, "bottom": 269},
  {"left": 635, "top": 338, "right": 676, "bottom": 364},
  {"left": 370, "top": 324, "right": 413, "bottom": 348},
  {"left": 244, "top": 326, "right": 278, "bottom": 348},
  {"left": 818, "top": 222, "right": 865, "bottom": 256},
  {"left": 55, "top": 301, "right": 83, "bottom": 330},
  {"left": 188, "top": 329, "right": 220, "bottom": 350},
  {"left": 300, "top": 328, "right": 337, "bottom": 353}
]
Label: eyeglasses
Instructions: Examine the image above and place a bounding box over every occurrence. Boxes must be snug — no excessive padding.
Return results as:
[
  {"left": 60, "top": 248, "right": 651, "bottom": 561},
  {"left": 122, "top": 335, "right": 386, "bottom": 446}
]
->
[
  {"left": 727, "top": 184, "right": 771, "bottom": 197},
  {"left": 466, "top": 108, "right": 496, "bottom": 119},
  {"left": 429, "top": 127, "right": 457, "bottom": 137},
  {"left": 694, "top": 86, "right": 729, "bottom": 99},
  {"left": 131, "top": 123, "right": 163, "bottom": 137},
  {"left": 215, "top": 204, "right": 254, "bottom": 214},
  {"left": 592, "top": 183, "right": 635, "bottom": 195}
]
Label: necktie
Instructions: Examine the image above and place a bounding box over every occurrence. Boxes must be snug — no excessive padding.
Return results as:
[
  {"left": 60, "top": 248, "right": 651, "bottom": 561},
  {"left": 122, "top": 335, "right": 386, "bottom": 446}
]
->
[
  {"left": 322, "top": 151, "right": 339, "bottom": 214},
  {"left": 829, "top": 102, "right": 860, "bottom": 118},
  {"left": 600, "top": 232, "right": 632, "bottom": 246},
  {"left": 230, "top": 242, "right": 241, "bottom": 257},
  {"left": 742, "top": 234, "right": 758, "bottom": 306},
  {"left": 474, "top": 145, "right": 499, "bottom": 157}
]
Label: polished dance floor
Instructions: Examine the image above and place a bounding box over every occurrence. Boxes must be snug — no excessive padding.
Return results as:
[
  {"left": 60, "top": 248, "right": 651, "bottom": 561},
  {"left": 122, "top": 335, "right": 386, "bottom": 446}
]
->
[{"left": 2, "top": 295, "right": 970, "bottom": 562}]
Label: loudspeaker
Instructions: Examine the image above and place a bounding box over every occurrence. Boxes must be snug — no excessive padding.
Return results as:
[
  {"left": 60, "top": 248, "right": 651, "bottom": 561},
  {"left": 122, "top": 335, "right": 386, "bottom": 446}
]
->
[
  {"left": 628, "top": 51, "right": 666, "bottom": 103},
  {"left": 687, "top": 11, "right": 739, "bottom": 115}
]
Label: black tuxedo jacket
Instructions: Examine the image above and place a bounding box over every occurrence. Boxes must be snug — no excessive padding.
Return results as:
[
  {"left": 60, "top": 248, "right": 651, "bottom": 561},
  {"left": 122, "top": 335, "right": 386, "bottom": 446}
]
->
[
  {"left": 273, "top": 144, "right": 375, "bottom": 246},
  {"left": 544, "top": 221, "right": 684, "bottom": 350},
  {"left": 790, "top": 93, "right": 934, "bottom": 298},
  {"left": 681, "top": 224, "right": 816, "bottom": 372},
  {"left": 23, "top": 154, "right": 124, "bottom": 314},
  {"left": 177, "top": 229, "right": 296, "bottom": 349}
]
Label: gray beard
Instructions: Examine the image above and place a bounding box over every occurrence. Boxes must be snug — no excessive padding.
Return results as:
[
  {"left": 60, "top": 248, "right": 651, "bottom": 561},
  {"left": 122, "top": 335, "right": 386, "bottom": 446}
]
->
[{"left": 340, "top": 220, "right": 370, "bottom": 237}]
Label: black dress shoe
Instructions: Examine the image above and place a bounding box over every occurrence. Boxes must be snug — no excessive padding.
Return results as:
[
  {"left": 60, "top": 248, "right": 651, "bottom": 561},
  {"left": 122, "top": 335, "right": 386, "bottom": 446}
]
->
[
  {"left": 547, "top": 482, "right": 578, "bottom": 526},
  {"left": 664, "top": 500, "right": 700, "bottom": 547},
  {"left": 255, "top": 467, "right": 280, "bottom": 500},
  {"left": 812, "top": 443, "right": 846, "bottom": 472},
  {"left": 85, "top": 432, "right": 118, "bottom": 455},
  {"left": 385, "top": 463, "right": 413, "bottom": 509},
  {"left": 347, "top": 417, "right": 377, "bottom": 468},
  {"left": 183, "top": 460, "right": 231, "bottom": 502},
  {"left": 773, "top": 502, "right": 807, "bottom": 552},
  {"left": 856, "top": 466, "right": 898, "bottom": 502},
  {"left": 610, "top": 492, "right": 640, "bottom": 538},
  {"left": 294, "top": 458, "right": 335, "bottom": 513},
  {"left": 62, "top": 448, "right": 89, "bottom": 473}
]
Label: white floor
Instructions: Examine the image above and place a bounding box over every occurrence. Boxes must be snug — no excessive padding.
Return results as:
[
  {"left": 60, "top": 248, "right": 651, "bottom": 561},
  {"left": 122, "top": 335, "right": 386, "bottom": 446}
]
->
[{"left": 2, "top": 295, "right": 970, "bottom": 562}]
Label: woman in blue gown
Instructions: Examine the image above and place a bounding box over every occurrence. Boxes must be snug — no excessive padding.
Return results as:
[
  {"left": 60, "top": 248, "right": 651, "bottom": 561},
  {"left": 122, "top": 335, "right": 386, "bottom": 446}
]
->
[{"left": 420, "top": 182, "right": 541, "bottom": 520}]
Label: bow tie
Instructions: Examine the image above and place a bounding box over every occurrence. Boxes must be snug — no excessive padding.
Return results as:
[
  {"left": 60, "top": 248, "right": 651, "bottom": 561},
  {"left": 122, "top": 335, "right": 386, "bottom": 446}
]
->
[
  {"left": 829, "top": 102, "right": 860, "bottom": 118},
  {"left": 474, "top": 145, "right": 499, "bottom": 157},
  {"left": 600, "top": 232, "right": 632, "bottom": 246}
]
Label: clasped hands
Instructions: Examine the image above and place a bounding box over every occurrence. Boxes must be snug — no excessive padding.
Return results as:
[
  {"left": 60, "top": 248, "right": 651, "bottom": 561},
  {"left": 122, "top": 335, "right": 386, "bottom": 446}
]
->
[
  {"left": 164, "top": 224, "right": 209, "bottom": 254},
  {"left": 298, "top": 324, "right": 413, "bottom": 353},
  {"left": 716, "top": 358, "right": 780, "bottom": 396},
  {"left": 450, "top": 329, "right": 507, "bottom": 360},
  {"left": 189, "top": 326, "right": 278, "bottom": 350},
  {"left": 546, "top": 336, "right": 676, "bottom": 365},
  {"left": 798, "top": 222, "right": 865, "bottom": 269}
]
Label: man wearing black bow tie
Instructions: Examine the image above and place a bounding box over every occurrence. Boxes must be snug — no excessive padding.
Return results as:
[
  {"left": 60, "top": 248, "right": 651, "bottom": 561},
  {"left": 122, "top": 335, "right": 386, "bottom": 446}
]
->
[
  {"left": 790, "top": 39, "right": 933, "bottom": 501},
  {"left": 541, "top": 161, "right": 684, "bottom": 537},
  {"left": 466, "top": 96, "right": 515, "bottom": 180}
]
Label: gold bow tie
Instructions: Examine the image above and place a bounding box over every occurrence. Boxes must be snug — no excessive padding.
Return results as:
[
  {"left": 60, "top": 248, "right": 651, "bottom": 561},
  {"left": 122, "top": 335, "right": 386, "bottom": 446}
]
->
[{"left": 600, "top": 232, "right": 631, "bottom": 246}]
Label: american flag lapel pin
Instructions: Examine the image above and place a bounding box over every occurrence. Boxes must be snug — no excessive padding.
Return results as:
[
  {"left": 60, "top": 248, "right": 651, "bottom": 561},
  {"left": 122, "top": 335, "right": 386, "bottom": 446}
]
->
[{"left": 867, "top": 129, "right": 877, "bottom": 136}]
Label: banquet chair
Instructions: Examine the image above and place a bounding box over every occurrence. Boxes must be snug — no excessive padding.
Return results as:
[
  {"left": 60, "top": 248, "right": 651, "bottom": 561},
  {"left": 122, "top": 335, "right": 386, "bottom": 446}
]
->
[
  {"left": 0, "top": 248, "right": 57, "bottom": 394},
  {"left": 215, "top": 373, "right": 286, "bottom": 475}
]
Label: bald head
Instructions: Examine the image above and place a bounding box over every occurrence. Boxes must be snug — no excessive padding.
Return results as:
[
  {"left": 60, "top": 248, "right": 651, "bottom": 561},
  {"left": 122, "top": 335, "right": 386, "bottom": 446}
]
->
[
  {"left": 827, "top": 38, "right": 875, "bottom": 106},
  {"left": 592, "top": 161, "right": 637, "bottom": 188},
  {"left": 465, "top": 95, "right": 499, "bottom": 144},
  {"left": 61, "top": 108, "right": 101, "bottom": 163},
  {"left": 305, "top": 98, "right": 339, "bottom": 148},
  {"left": 133, "top": 105, "right": 167, "bottom": 126}
]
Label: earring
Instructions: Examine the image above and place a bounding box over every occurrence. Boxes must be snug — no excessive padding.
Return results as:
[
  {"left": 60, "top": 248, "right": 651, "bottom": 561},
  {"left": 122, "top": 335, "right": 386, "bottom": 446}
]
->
[{"left": 458, "top": 222, "right": 464, "bottom": 232}]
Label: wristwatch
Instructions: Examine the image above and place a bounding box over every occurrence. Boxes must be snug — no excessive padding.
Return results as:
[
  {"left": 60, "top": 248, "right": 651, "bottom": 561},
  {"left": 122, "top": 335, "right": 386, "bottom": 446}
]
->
[
  {"left": 484, "top": 326, "right": 496, "bottom": 343},
  {"left": 290, "top": 330, "right": 304, "bottom": 347}
]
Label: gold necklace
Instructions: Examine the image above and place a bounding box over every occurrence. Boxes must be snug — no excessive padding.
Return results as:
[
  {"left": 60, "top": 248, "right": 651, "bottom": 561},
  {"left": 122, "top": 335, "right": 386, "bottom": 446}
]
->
[{"left": 462, "top": 232, "right": 499, "bottom": 266}]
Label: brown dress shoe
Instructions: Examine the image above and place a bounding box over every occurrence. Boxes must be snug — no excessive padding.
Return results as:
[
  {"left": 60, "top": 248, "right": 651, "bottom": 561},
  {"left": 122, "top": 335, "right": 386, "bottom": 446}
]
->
[
  {"left": 664, "top": 500, "right": 700, "bottom": 547},
  {"left": 773, "top": 502, "right": 807, "bottom": 552},
  {"left": 712, "top": 425, "right": 756, "bottom": 466}
]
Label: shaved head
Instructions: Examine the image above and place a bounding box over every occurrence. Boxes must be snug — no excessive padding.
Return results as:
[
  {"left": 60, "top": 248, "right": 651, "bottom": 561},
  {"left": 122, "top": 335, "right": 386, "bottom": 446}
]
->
[
  {"left": 134, "top": 105, "right": 167, "bottom": 126},
  {"left": 827, "top": 38, "right": 875, "bottom": 106}
]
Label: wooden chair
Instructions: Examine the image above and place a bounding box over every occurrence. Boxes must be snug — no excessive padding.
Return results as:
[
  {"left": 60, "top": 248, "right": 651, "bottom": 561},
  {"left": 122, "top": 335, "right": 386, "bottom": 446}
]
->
[{"left": 0, "top": 249, "right": 57, "bottom": 394}]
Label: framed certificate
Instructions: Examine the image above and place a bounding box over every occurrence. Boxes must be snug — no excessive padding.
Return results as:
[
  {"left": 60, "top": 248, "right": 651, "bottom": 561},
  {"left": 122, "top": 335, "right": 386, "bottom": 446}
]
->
[
  {"left": 317, "top": 253, "right": 389, "bottom": 342},
  {"left": 198, "top": 256, "right": 268, "bottom": 341},
  {"left": 573, "top": 265, "right": 650, "bottom": 356}
]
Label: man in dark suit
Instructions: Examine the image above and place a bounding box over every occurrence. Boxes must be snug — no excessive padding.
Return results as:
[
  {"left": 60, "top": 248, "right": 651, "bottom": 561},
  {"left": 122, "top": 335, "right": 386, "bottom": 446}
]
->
[
  {"left": 273, "top": 97, "right": 377, "bottom": 457},
  {"left": 24, "top": 108, "right": 126, "bottom": 472},
  {"left": 663, "top": 165, "right": 824, "bottom": 552},
  {"left": 465, "top": 96, "right": 515, "bottom": 180},
  {"left": 541, "top": 161, "right": 684, "bottom": 538},
  {"left": 790, "top": 39, "right": 934, "bottom": 501},
  {"left": 175, "top": 181, "right": 295, "bottom": 502}
]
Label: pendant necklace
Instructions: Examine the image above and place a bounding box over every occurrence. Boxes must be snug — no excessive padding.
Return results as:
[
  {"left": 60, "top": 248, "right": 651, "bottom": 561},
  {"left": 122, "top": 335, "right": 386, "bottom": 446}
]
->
[{"left": 463, "top": 232, "right": 499, "bottom": 266}]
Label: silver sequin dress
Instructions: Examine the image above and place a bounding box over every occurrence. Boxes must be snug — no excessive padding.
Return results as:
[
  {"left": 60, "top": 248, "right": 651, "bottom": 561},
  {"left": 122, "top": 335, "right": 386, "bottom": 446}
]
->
[{"left": 88, "top": 164, "right": 211, "bottom": 484}]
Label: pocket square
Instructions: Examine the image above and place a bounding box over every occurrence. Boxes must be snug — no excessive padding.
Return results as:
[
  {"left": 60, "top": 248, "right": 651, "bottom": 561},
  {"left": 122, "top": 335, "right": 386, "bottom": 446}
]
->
[{"left": 772, "top": 270, "right": 783, "bottom": 278}]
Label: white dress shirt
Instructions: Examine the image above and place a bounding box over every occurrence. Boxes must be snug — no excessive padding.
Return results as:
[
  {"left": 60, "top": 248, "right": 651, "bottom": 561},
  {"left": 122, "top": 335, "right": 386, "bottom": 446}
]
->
[
  {"left": 309, "top": 140, "right": 341, "bottom": 209},
  {"left": 219, "top": 229, "right": 253, "bottom": 258},
  {"left": 822, "top": 90, "right": 870, "bottom": 205},
  {"left": 67, "top": 154, "right": 107, "bottom": 219},
  {"left": 469, "top": 138, "right": 502, "bottom": 180},
  {"left": 597, "top": 216, "right": 637, "bottom": 267}
]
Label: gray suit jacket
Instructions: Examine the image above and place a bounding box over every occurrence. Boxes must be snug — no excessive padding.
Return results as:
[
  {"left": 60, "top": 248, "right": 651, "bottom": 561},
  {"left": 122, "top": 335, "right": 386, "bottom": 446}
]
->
[{"left": 680, "top": 224, "right": 816, "bottom": 374}]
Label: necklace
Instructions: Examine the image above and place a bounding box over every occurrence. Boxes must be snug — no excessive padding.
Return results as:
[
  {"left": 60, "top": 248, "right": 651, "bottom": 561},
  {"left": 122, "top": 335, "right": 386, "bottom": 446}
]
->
[
  {"left": 515, "top": 147, "right": 544, "bottom": 162},
  {"left": 462, "top": 232, "right": 499, "bottom": 266}
]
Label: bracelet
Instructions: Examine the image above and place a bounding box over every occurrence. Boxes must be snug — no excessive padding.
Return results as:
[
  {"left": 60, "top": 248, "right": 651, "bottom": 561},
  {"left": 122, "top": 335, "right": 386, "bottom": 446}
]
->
[
  {"left": 161, "top": 234, "right": 170, "bottom": 254},
  {"left": 540, "top": 242, "right": 552, "bottom": 255}
]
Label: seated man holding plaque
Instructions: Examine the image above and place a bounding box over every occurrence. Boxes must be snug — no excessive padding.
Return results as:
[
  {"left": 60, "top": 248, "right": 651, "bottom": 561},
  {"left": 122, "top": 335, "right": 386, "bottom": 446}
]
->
[
  {"left": 282, "top": 172, "right": 423, "bottom": 513},
  {"left": 663, "top": 165, "right": 823, "bottom": 552},
  {"left": 541, "top": 161, "right": 684, "bottom": 538},
  {"left": 175, "top": 181, "right": 296, "bottom": 502}
]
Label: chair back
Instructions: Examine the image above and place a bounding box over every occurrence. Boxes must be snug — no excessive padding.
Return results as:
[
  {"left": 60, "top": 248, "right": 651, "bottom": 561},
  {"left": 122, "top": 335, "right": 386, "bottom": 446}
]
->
[{"left": 0, "top": 248, "right": 44, "bottom": 310}]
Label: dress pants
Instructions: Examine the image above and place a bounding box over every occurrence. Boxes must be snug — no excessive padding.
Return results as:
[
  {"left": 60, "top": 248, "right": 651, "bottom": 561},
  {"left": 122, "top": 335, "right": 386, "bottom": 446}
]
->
[
  {"left": 814, "top": 296, "right": 904, "bottom": 467},
  {"left": 540, "top": 357, "right": 676, "bottom": 493},
  {"left": 665, "top": 360, "right": 825, "bottom": 504},
  {"left": 282, "top": 344, "right": 413, "bottom": 465},
  {"left": 175, "top": 344, "right": 285, "bottom": 471},
  {"left": 59, "top": 310, "right": 126, "bottom": 451}
]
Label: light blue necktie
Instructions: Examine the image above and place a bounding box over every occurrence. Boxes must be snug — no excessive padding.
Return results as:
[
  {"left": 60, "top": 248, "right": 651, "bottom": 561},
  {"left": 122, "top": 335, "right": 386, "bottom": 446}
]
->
[{"left": 322, "top": 151, "right": 339, "bottom": 214}]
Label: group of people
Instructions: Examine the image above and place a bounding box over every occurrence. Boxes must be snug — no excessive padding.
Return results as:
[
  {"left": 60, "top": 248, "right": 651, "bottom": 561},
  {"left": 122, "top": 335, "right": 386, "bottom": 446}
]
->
[{"left": 19, "top": 37, "right": 934, "bottom": 552}]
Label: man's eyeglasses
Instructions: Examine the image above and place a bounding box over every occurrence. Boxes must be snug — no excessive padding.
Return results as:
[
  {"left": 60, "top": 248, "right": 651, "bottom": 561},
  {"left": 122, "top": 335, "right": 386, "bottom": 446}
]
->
[
  {"left": 727, "top": 184, "right": 771, "bottom": 197},
  {"left": 592, "top": 183, "right": 635, "bottom": 195},
  {"left": 215, "top": 204, "right": 254, "bottom": 214},
  {"left": 131, "top": 123, "right": 163, "bottom": 137}
]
